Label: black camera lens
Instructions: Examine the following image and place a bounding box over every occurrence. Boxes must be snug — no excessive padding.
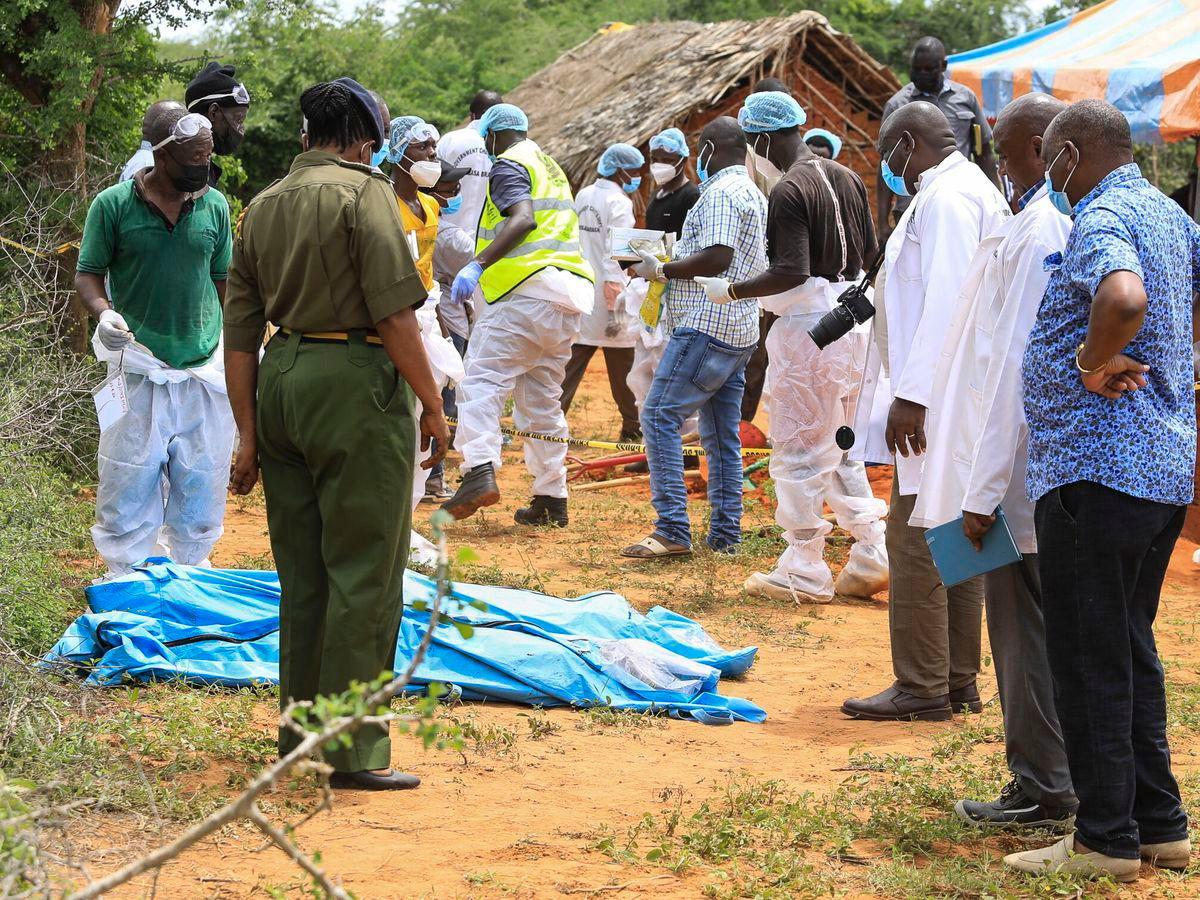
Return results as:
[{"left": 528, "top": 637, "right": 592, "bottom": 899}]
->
[{"left": 807, "top": 304, "right": 856, "bottom": 349}]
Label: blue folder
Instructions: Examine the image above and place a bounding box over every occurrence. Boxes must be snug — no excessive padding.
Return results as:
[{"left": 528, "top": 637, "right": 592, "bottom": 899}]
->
[{"left": 924, "top": 508, "right": 1022, "bottom": 588}]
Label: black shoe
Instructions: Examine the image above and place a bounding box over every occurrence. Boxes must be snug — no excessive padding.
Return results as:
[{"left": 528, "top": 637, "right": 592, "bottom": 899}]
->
[
  {"left": 440, "top": 462, "right": 500, "bottom": 520},
  {"left": 514, "top": 495, "right": 568, "bottom": 527},
  {"left": 954, "top": 778, "right": 1077, "bottom": 829},
  {"left": 949, "top": 681, "right": 984, "bottom": 714},
  {"left": 841, "top": 685, "right": 953, "bottom": 721},
  {"left": 623, "top": 460, "right": 649, "bottom": 475},
  {"left": 330, "top": 769, "right": 421, "bottom": 791}
]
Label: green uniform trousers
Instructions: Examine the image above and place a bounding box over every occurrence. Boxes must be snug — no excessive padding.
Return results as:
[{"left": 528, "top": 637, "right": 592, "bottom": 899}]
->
[{"left": 257, "top": 330, "right": 415, "bottom": 772}]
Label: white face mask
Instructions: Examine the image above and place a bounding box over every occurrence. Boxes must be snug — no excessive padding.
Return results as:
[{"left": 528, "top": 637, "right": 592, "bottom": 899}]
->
[
  {"left": 405, "top": 158, "right": 442, "bottom": 188},
  {"left": 650, "top": 161, "right": 679, "bottom": 185}
]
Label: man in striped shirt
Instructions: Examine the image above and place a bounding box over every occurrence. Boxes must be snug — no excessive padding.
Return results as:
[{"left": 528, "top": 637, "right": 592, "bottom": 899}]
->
[{"left": 625, "top": 117, "right": 767, "bottom": 559}]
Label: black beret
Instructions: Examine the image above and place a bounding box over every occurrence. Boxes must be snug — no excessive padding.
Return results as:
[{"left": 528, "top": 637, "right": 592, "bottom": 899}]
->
[{"left": 186, "top": 62, "right": 247, "bottom": 110}]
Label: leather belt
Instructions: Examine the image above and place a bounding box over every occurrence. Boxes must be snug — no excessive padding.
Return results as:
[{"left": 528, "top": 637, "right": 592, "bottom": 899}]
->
[{"left": 278, "top": 326, "right": 384, "bottom": 346}]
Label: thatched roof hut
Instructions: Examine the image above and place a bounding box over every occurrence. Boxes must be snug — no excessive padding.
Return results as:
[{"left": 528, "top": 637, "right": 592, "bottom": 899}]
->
[{"left": 505, "top": 12, "right": 901, "bottom": 203}]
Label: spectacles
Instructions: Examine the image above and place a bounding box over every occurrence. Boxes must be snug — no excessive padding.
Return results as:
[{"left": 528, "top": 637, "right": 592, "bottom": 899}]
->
[
  {"left": 187, "top": 83, "right": 251, "bottom": 109},
  {"left": 151, "top": 113, "right": 213, "bottom": 150}
]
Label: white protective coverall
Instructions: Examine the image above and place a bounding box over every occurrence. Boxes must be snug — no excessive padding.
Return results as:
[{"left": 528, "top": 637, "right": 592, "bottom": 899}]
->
[
  {"left": 435, "top": 126, "right": 492, "bottom": 339},
  {"left": 454, "top": 270, "right": 590, "bottom": 498},
  {"left": 758, "top": 278, "right": 888, "bottom": 600},
  {"left": 410, "top": 287, "right": 467, "bottom": 566},
  {"left": 90, "top": 332, "right": 236, "bottom": 574},
  {"left": 574, "top": 179, "right": 638, "bottom": 349},
  {"left": 624, "top": 278, "right": 699, "bottom": 435}
]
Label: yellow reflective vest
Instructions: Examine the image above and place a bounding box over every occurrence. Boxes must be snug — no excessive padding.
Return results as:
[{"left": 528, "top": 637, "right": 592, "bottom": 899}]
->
[{"left": 476, "top": 140, "right": 594, "bottom": 303}]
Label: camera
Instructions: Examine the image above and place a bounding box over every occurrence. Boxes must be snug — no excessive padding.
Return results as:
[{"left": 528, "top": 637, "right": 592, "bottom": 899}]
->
[
  {"left": 807, "top": 249, "right": 885, "bottom": 350},
  {"left": 807, "top": 285, "right": 876, "bottom": 349}
]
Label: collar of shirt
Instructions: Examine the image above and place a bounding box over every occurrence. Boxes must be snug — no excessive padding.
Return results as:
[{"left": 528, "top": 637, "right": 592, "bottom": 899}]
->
[
  {"left": 915, "top": 150, "right": 969, "bottom": 193},
  {"left": 1073, "top": 162, "right": 1142, "bottom": 219},
  {"left": 131, "top": 170, "right": 198, "bottom": 231},
  {"left": 699, "top": 164, "right": 749, "bottom": 196},
  {"left": 289, "top": 149, "right": 375, "bottom": 174},
  {"left": 595, "top": 177, "right": 622, "bottom": 192},
  {"left": 910, "top": 79, "right": 956, "bottom": 101},
  {"left": 1017, "top": 178, "right": 1046, "bottom": 211}
]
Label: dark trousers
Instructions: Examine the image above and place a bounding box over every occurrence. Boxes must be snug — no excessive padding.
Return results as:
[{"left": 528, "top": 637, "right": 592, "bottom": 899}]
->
[
  {"left": 559, "top": 343, "right": 640, "bottom": 440},
  {"left": 985, "top": 556, "right": 1076, "bottom": 808},
  {"left": 740, "top": 311, "right": 777, "bottom": 423},
  {"left": 1036, "top": 480, "right": 1189, "bottom": 858}
]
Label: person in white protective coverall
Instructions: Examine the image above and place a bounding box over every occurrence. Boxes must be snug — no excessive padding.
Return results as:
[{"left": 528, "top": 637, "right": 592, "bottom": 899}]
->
[
  {"left": 75, "top": 107, "right": 236, "bottom": 576},
  {"left": 560, "top": 143, "right": 644, "bottom": 440},
  {"left": 711, "top": 91, "right": 888, "bottom": 603},
  {"left": 441, "top": 103, "right": 595, "bottom": 527}
]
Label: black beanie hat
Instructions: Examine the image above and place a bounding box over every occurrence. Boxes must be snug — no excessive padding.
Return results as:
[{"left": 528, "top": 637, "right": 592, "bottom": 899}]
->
[{"left": 186, "top": 62, "right": 247, "bottom": 111}]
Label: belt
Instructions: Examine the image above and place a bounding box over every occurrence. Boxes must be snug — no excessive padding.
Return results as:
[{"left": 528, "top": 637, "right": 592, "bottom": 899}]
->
[{"left": 278, "top": 326, "right": 384, "bottom": 346}]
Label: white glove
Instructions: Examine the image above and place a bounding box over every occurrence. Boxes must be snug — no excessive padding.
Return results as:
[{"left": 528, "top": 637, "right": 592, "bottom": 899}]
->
[
  {"left": 693, "top": 276, "right": 734, "bottom": 304},
  {"left": 631, "top": 250, "right": 664, "bottom": 282},
  {"left": 98, "top": 308, "right": 134, "bottom": 350}
]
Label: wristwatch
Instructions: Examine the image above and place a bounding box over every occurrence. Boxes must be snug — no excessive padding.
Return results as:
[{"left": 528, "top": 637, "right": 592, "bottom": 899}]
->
[{"left": 652, "top": 260, "right": 667, "bottom": 283}]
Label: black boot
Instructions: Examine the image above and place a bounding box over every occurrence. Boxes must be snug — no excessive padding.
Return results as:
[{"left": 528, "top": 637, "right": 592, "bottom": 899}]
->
[
  {"left": 514, "top": 495, "right": 568, "bottom": 527},
  {"left": 440, "top": 462, "right": 500, "bottom": 520}
]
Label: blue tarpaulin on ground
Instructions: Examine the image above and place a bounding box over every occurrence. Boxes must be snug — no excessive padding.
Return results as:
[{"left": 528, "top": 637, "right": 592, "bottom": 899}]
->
[{"left": 46, "top": 561, "right": 765, "bottom": 725}]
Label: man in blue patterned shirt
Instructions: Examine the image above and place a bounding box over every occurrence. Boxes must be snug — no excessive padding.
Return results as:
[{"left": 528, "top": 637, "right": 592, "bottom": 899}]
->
[
  {"left": 1007, "top": 100, "right": 1200, "bottom": 882},
  {"left": 624, "top": 117, "right": 768, "bottom": 558}
]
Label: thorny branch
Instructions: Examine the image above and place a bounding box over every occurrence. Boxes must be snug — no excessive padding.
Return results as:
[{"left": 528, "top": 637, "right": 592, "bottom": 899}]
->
[{"left": 68, "top": 522, "right": 455, "bottom": 899}]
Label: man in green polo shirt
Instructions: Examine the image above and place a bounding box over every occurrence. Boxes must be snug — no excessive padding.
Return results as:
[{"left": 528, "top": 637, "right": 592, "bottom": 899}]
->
[{"left": 75, "top": 105, "right": 235, "bottom": 577}]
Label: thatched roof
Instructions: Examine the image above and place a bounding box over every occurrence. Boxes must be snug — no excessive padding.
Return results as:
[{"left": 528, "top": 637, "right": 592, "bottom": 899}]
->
[{"left": 506, "top": 12, "right": 901, "bottom": 189}]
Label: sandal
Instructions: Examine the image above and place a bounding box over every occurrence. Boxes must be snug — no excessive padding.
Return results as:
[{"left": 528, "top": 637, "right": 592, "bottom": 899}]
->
[{"left": 620, "top": 535, "right": 692, "bottom": 559}]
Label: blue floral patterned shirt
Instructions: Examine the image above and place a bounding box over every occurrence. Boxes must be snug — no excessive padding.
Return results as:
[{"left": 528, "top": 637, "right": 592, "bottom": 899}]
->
[{"left": 1022, "top": 163, "right": 1200, "bottom": 505}]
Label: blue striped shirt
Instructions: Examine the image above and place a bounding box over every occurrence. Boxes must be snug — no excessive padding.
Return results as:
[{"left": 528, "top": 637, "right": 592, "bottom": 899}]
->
[{"left": 663, "top": 166, "right": 767, "bottom": 348}]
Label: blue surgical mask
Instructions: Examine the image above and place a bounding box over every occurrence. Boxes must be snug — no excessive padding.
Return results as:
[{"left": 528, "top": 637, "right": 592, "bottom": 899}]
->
[
  {"left": 622, "top": 176, "right": 641, "bottom": 194},
  {"left": 371, "top": 140, "right": 390, "bottom": 168},
  {"left": 696, "top": 141, "right": 714, "bottom": 183},
  {"left": 881, "top": 136, "right": 911, "bottom": 197},
  {"left": 442, "top": 195, "right": 463, "bottom": 215},
  {"left": 1046, "top": 146, "right": 1077, "bottom": 217}
]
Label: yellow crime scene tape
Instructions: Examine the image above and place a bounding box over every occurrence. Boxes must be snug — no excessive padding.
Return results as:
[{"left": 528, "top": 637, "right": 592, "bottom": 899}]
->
[
  {"left": 0, "top": 235, "right": 80, "bottom": 259},
  {"left": 445, "top": 417, "right": 773, "bottom": 457}
]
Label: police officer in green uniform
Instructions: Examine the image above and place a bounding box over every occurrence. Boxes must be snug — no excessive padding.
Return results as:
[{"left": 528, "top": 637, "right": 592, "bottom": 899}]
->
[{"left": 224, "top": 77, "right": 449, "bottom": 791}]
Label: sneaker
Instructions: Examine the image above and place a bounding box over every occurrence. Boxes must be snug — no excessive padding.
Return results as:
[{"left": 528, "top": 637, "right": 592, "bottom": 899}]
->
[
  {"left": 440, "top": 462, "right": 500, "bottom": 520},
  {"left": 955, "top": 778, "right": 1077, "bottom": 830},
  {"left": 1004, "top": 835, "right": 1140, "bottom": 882},
  {"left": 421, "top": 472, "right": 453, "bottom": 504},
  {"left": 743, "top": 571, "right": 832, "bottom": 604},
  {"left": 514, "top": 495, "right": 568, "bottom": 527},
  {"left": 1142, "top": 837, "right": 1191, "bottom": 869}
]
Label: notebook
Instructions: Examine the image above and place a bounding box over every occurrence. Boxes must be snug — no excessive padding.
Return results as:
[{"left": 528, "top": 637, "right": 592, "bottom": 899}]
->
[{"left": 924, "top": 508, "right": 1022, "bottom": 588}]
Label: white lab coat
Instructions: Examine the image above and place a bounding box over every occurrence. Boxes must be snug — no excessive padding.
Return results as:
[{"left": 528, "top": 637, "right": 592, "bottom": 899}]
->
[
  {"left": 436, "top": 126, "right": 491, "bottom": 235},
  {"left": 851, "top": 152, "right": 1010, "bottom": 495},
  {"left": 574, "top": 178, "right": 638, "bottom": 348},
  {"left": 909, "top": 189, "right": 1070, "bottom": 553},
  {"left": 120, "top": 142, "right": 154, "bottom": 182}
]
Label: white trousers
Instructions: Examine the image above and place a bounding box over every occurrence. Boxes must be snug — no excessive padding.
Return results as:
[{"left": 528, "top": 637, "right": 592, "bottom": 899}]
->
[
  {"left": 628, "top": 337, "right": 699, "bottom": 436},
  {"left": 765, "top": 313, "right": 887, "bottom": 596},
  {"left": 454, "top": 294, "right": 580, "bottom": 498},
  {"left": 93, "top": 373, "right": 236, "bottom": 574}
]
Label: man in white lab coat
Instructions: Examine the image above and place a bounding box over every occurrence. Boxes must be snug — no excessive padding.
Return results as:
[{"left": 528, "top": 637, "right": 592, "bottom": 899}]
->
[
  {"left": 561, "top": 143, "right": 644, "bottom": 440},
  {"left": 841, "top": 101, "right": 1009, "bottom": 722},
  {"left": 910, "top": 93, "right": 1077, "bottom": 827},
  {"left": 435, "top": 89, "right": 501, "bottom": 343}
]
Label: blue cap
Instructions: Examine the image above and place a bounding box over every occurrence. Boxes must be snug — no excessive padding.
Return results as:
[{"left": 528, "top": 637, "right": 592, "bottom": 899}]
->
[
  {"left": 738, "top": 91, "right": 807, "bottom": 133},
  {"left": 331, "top": 76, "right": 385, "bottom": 151},
  {"left": 476, "top": 103, "right": 529, "bottom": 137},
  {"left": 649, "top": 127, "right": 689, "bottom": 157},
  {"left": 804, "top": 128, "right": 842, "bottom": 160},
  {"left": 387, "top": 115, "right": 439, "bottom": 163},
  {"left": 597, "top": 142, "right": 645, "bottom": 176}
]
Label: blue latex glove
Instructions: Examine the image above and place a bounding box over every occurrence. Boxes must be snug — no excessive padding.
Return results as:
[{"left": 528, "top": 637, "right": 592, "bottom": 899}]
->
[{"left": 450, "top": 261, "right": 484, "bottom": 305}]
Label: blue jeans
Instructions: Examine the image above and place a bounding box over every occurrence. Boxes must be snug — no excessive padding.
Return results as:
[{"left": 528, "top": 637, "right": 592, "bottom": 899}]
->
[
  {"left": 1036, "top": 481, "right": 1188, "bottom": 858},
  {"left": 641, "top": 327, "right": 755, "bottom": 551}
]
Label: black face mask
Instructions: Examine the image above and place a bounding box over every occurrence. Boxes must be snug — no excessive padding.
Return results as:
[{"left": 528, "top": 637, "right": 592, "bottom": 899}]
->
[
  {"left": 911, "top": 71, "right": 943, "bottom": 95},
  {"left": 166, "top": 152, "right": 210, "bottom": 192},
  {"left": 212, "top": 109, "right": 245, "bottom": 155}
]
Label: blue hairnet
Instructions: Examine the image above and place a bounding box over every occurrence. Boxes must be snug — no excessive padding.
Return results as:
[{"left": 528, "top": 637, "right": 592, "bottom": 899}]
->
[
  {"left": 738, "top": 91, "right": 807, "bottom": 133},
  {"left": 476, "top": 103, "right": 529, "bottom": 137},
  {"left": 649, "top": 127, "right": 689, "bottom": 157},
  {"left": 597, "top": 142, "right": 645, "bottom": 176},
  {"left": 804, "top": 128, "right": 843, "bottom": 160},
  {"left": 387, "top": 115, "right": 439, "bottom": 163}
]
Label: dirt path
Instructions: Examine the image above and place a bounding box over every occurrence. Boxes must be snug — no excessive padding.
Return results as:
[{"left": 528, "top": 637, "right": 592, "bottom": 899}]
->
[{"left": 91, "top": 357, "right": 1200, "bottom": 898}]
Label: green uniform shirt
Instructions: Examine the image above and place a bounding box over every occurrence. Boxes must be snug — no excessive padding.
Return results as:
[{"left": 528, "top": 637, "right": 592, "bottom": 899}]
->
[
  {"left": 224, "top": 150, "right": 426, "bottom": 352},
  {"left": 77, "top": 176, "right": 232, "bottom": 369}
]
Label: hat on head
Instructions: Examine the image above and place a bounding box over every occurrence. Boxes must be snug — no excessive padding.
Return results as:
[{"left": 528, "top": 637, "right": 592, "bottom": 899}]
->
[
  {"left": 332, "top": 76, "right": 385, "bottom": 151},
  {"left": 186, "top": 62, "right": 250, "bottom": 111},
  {"left": 738, "top": 91, "right": 807, "bottom": 133},
  {"left": 803, "top": 128, "right": 842, "bottom": 159},
  {"left": 649, "top": 127, "right": 689, "bottom": 157},
  {"left": 438, "top": 159, "right": 471, "bottom": 182},
  {"left": 476, "top": 103, "right": 529, "bottom": 138}
]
